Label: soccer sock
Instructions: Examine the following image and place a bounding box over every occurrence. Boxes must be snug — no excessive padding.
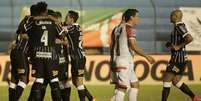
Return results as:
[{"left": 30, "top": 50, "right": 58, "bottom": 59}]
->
[
  {"left": 178, "top": 83, "right": 195, "bottom": 98},
  {"left": 78, "top": 85, "right": 86, "bottom": 101},
  {"left": 110, "top": 89, "right": 117, "bottom": 101},
  {"left": 40, "top": 85, "right": 47, "bottom": 100},
  {"left": 61, "top": 87, "right": 71, "bottom": 101},
  {"left": 27, "top": 85, "right": 34, "bottom": 101},
  {"left": 9, "top": 82, "right": 16, "bottom": 101},
  {"left": 128, "top": 88, "right": 138, "bottom": 101},
  {"left": 114, "top": 90, "right": 125, "bottom": 101},
  {"left": 84, "top": 85, "right": 93, "bottom": 101},
  {"left": 50, "top": 81, "right": 61, "bottom": 101},
  {"left": 15, "top": 81, "right": 26, "bottom": 100},
  {"left": 32, "top": 82, "right": 42, "bottom": 101},
  {"left": 162, "top": 82, "right": 171, "bottom": 101}
]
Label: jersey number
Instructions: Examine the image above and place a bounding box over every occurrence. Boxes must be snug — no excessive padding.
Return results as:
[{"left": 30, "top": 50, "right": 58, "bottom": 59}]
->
[{"left": 41, "top": 30, "right": 48, "bottom": 46}]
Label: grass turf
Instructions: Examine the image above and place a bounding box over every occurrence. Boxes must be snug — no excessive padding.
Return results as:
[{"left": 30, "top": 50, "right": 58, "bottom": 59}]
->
[{"left": 0, "top": 84, "right": 200, "bottom": 101}]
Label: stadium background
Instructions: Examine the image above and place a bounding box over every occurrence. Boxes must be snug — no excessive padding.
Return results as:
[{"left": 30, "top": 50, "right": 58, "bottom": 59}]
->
[{"left": 0, "top": 0, "right": 201, "bottom": 100}]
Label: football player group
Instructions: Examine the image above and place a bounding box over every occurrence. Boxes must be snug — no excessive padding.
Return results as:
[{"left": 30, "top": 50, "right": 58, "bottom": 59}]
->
[
  {"left": 8, "top": 1, "right": 201, "bottom": 101},
  {"left": 9, "top": 1, "right": 96, "bottom": 101}
]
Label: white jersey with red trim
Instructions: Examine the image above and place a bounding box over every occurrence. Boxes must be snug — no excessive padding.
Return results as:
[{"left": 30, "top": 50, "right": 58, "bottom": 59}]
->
[{"left": 113, "top": 23, "right": 136, "bottom": 59}]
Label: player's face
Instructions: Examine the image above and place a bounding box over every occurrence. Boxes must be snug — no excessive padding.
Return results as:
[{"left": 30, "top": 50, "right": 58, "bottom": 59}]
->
[
  {"left": 131, "top": 13, "right": 140, "bottom": 25},
  {"left": 65, "top": 14, "right": 73, "bottom": 24},
  {"left": 170, "top": 13, "right": 177, "bottom": 23}
]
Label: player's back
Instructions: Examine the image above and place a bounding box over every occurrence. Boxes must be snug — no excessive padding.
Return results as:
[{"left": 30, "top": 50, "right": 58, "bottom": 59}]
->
[
  {"left": 29, "top": 19, "right": 59, "bottom": 47},
  {"left": 113, "top": 23, "right": 134, "bottom": 58}
]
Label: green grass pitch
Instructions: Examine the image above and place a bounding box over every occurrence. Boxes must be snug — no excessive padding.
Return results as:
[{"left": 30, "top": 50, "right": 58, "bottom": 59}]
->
[{"left": 0, "top": 84, "right": 200, "bottom": 101}]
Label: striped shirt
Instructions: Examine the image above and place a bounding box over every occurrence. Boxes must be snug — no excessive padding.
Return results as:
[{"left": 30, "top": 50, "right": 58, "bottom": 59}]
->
[
  {"left": 111, "top": 23, "right": 135, "bottom": 59},
  {"left": 63, "top": 23, "right": 85, "bottom": 60},
  {"left": 170, "top": 22, "right": 188, "bottom": 63}
]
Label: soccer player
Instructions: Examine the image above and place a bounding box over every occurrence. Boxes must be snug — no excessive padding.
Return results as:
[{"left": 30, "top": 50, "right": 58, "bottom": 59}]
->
[
  {"left": 24, "top": 2, "right": 65, "bottom": 101},
  {"left": 111, "top": 9, "right": 155, "bottom": 101},
  {"left": 161, "top": 9, "right": 201, "bottom": 101},
  {"left": 109, "top": 12, "right": 125, "bottom": 101},
  {"left": 63, "top": 10, "right": 97, "bottom": 101},
  {"left": 8, "top": 4, "right": 38, "bottom": 101}
]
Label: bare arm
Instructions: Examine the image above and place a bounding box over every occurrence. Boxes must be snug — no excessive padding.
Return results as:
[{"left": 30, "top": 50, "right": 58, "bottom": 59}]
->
[
  {"left": 129, "top": 38, "right": 155, "bottom": 64},
  {"left": 172, "top": 34, "right": 193, "bottom": 51}
]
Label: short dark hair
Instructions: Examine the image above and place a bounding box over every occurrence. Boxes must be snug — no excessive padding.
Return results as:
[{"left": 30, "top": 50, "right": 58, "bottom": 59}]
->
[
  {"left": 55, "top": 11, "right": 62, "bottom": 18},
  {"left": 30, "top": 4, "right": 38, "bottom": 16},
  {"left": 68, "top": 10, "right": 79, "bottom": 22},
  {"left": 48, "top": 9, "right": 55, "bottom": 16},
  {"left": 36, "top": 1, "right": 47, "bottom": 14},
  {"left": 124, "top": 9, "right": 139, "bottom": 22}
]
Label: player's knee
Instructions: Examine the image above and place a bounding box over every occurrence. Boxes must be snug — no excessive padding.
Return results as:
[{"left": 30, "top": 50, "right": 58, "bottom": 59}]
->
[
  {"left": 73, "top": 77, "right": 83, "bottom": 87},
  {"left": 50, "top": 82, "right": 60, "bottom": 91},
  {"left": 59, "top": 80, "right": 71, "bottom": 89},
  {"left": 172, "top": 79, "right": 179, "bottom": 86},
  {"left": 20, "top": 76, "right": 29, "bottom": 84},
  {"left": 131, "top": 81, "right": 139, "bottom": 88}
]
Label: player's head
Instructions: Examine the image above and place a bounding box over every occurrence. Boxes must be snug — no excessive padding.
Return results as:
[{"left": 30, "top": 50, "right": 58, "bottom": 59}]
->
[
  {"left": 36, "top": 1, "right": 48, "bottom": 16},
  {"left": 48, "top": 9, "right": 55, "bottom": 16},
  {"left": 55, "top": 11, "right": 62, "bottom": 23},
  {"left": 65, "top": 10, "right": 79, "bottom": 24},
  {"left": 121, "top": 12, "right": 126, "bottom": 24},
  {"left": 30, "top": 4, "right": 39, "bottom": 16},
  {"left": 170, "top": 9, "right": 183, "bottom": 23},
  {"left": 124, "top": 9, "right": 139, "bottom": 25}
]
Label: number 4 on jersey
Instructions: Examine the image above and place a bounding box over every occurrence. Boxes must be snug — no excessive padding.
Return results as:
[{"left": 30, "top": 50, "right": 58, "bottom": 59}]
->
[{"left": 41, "top": 30, "right": 48, "bottom": 46}]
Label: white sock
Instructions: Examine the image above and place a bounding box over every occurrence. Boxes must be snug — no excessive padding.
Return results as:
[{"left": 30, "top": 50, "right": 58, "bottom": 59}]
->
[
  {"left": 128, "top": 88, "right": 138, "bottom": 101},
  {"left": 110, "top": 89, "right": 117, "bottom": 101},
  {"left": 115, "top": 90, "right": 125, "bottom": 101}
]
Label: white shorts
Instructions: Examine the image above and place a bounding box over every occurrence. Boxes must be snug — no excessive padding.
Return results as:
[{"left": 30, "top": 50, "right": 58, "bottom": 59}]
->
[{"left": 115, "top": 57, "right": 138, "bottom": 88}]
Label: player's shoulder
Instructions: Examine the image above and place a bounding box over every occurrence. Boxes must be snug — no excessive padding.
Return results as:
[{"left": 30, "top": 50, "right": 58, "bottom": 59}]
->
[
  {"left": 73, "top": 23, "right": 81, "bottom": 31},
  {"left": 176, "top": 22, "right": 186, "bottom": 28}
]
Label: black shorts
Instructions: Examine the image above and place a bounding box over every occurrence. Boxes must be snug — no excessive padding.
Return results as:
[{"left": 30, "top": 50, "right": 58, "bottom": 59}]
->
[
  {"left": 165, "top": 61, "right": 187, "bottom": 75},
  {"left": 71, "top": 57, "right": 86, "bottom": 78},
  {"left": 10, "top": 49, "right": 29, "bottom": 78},
  {"left": 31, "top": 57, "right": 59, "bottom": 80}
]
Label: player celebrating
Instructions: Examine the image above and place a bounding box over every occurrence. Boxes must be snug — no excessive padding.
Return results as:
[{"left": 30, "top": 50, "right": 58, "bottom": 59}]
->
[
  {"left": 63, "top": 10, "right": 97, "bottom": 101},
  {"left": 24, "top": 2, "right": 65, "bottom": 101},
  {"left": 161, "top": 9, "right": 201, "bottom": 101},
  {"left": 8, "top": 4, "right": 38, "bottom": 101},
  {"left": 111, "top": 9, "right": 155, "bottom": 101}
]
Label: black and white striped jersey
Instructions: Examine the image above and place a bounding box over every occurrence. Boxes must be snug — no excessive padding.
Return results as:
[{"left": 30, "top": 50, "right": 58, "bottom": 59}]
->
[{"left": 170, "top": 22, "right": 189, "bottom": 63}]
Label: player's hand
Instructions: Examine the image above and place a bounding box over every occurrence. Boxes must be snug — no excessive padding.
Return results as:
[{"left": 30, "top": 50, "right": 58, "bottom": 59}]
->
[
  {"left": 146, "top": 56, "right": 155, "bottom": 64},
  {"left": 172, "top": 44, "right": 182, "bottom": 51},
  {"left": 165, "top": 42, "right": 174, "bottom": 50},
  {"left": 55, "top": 38, "right": 63, "bottom": 44}
]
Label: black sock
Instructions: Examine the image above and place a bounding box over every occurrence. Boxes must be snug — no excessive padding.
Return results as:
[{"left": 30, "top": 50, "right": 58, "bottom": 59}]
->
[
  {"left": 179, "top": 83, "right": 195, "bottom": 98},
  {"left": 15, "top": 86, "right": 24, "bottom": 100},
  {"left": 9, "top": 88, "right": 16, "bottom": 101},
  {"left": 27, "top": 85, "right": 34, "bottom": 101},
  {"left": 61, "top": 87, "right": 71, "bottom": 101},
  {"left": 31, "top": 82, "right": 43, "bottom": 101},
  {"left": 162, "top": 87, "right": 170, "bottom": 101},
  {"left": 41, "top": 86, "right": 47, "bottom": 100},
  {"left": 50, "top": 82, "right": 61, "bottom": 101},
  {"left": 78, "top": 89, "right": 86, "bottom": 101},
  {"left": 84, "top": 86, "right": 93, "bottom": 101}
]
